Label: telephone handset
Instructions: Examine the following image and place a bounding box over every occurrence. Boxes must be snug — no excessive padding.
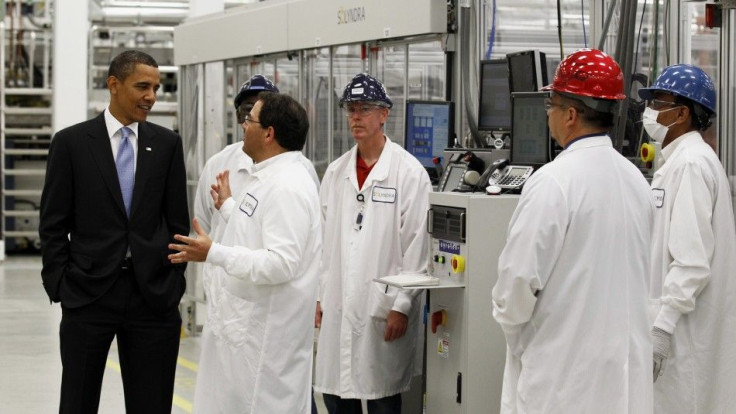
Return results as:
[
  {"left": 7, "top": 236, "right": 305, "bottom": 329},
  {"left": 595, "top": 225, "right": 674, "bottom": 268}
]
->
[{"left": 476, "top": 158, "right": 509, "bottom": 191}]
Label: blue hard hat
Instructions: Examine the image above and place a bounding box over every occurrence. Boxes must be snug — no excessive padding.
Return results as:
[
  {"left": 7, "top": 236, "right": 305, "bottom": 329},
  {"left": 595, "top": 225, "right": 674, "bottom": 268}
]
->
[
  {"left": 638, "top": 64, "right": 716, "bottom": 114},
  {"left": 234, "top": 74, "right": 279, "bottom": 109},
  {"left": 340, "top": 73, "right": 393, "bottom": 109}
]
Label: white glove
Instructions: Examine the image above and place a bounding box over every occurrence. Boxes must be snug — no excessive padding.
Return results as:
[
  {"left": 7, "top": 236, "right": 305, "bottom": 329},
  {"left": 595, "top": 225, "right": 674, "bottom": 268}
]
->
[{"left": 652, "top": 326, "right": 672, "bottom": 382}]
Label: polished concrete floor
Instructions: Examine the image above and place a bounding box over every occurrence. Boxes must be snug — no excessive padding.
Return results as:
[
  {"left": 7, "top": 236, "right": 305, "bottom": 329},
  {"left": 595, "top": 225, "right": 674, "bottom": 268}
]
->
[{"left": 0, "top": 255, "right": 330, "bottom": 413}]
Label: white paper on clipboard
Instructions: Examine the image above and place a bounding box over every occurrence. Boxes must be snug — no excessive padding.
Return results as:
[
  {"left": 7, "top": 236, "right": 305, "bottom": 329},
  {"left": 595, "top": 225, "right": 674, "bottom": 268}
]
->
[{"left": 375, "top": 274, "right": 440, "bottom": 288}]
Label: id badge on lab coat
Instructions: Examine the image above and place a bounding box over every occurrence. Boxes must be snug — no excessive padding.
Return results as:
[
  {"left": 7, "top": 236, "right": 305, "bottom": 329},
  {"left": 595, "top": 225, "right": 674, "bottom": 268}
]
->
[
  {"left": 372, "top": 186, "right": 397, "bottom": 203},
  {"left": 239, "top": 193, "right": 258, "bottom": 216},
  {"left": 652, "top": 188, "right": 665, "bottom": 208}
]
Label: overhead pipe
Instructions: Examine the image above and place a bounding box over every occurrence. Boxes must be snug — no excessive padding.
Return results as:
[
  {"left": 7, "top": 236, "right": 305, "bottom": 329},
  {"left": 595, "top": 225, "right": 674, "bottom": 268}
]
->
[
  {"left": 94, "top": 1, "right": 189, "bottom": 9},
  {"left": 89, "top": 0, "right": 189, "bottom": 24},
  {"left": 88, "top": 8, "right": 189, "bottom": 24}
]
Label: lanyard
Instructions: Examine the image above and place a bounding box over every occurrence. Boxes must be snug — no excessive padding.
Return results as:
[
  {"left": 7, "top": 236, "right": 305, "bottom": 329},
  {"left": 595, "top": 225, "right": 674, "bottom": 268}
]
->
[{"left": 354, "top": 193, "right": 365, "bottom": 231}]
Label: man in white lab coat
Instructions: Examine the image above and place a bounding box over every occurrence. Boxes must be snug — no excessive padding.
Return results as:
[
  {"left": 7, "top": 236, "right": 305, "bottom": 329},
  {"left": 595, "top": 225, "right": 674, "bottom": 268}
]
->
[
  {"left": 313, "top": 73, "right": 431, "bottom": 413},
  {"left": 169, "top": 93, "right": 321, "bottom": 413},
  {"left": 491, "top": 49, "right": 654, "bottom": 413},
  {"left": 639, "top": 64, "right": 736, "bottom": 413}
]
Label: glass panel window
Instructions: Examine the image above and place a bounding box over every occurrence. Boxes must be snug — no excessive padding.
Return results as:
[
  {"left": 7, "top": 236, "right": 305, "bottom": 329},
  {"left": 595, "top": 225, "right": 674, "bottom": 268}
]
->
[
  {"left": 374, "top": 44, "right": 406, "bottom": 145},
  {"left": 689, "top": 3, "right": 718, "bottom": 151},
  {"left": 333, "top": 44, "right": 365, "bottom": 160},
  {"left": 304, "top": 47, "right": 331, "bottom": 176},
  {"left": 276, "top": 54, "right": 300, "bottom": 101},
  {"left": 408, "top": 40, "right": 445, "bottom": 101},
  {"left": 178, "top": 64, "right": 201, "bottom": 213},
  {"left": 372, "top": 39, "right": 446, "bottom": 149},
  {"left": 488, "top": 0, "right": 592, "bottom": 66}
]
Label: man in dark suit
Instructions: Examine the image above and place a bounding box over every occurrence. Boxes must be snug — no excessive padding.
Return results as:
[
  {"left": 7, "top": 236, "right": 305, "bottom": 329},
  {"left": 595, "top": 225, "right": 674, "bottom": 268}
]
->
[{"left": 39, "top": 50, "right": 189, "bottom": 414}]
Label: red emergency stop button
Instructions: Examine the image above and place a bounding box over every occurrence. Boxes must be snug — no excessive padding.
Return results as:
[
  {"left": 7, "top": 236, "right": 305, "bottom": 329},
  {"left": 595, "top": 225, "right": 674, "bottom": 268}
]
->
[
  {"left": 641, "top": 143, "right": 655, "bottom": 162},
  {"left": 451, "top": 255, "right": 465, "bottom": 273},
  {"left": 431, "top": 309, "right": 447, "bottom": 334}
]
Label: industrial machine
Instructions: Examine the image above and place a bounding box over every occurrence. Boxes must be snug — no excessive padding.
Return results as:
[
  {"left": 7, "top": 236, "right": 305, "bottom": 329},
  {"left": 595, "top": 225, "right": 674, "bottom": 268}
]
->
[{"left": 424, "top": 192, "right": 518, "bottom": 413}]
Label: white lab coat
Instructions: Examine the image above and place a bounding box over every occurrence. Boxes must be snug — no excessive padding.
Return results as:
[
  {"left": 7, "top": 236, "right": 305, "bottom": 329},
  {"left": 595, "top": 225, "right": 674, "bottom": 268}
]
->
[
  {"left": 492, "top": 135, "right": 654, "bottom": 414},
  {"left": 194, "top": 143, "right": 253, "bottom": 235},
  {"left": 313, "top": 137, "right": 431, "bottom": 399},
  {"left": 192, "top": 151, "right": 321, "bottom": 414},
  {"left": 649, "top": 131, "right": 736, "bottom": 413},
  {"left": 194, "top": 142, "right": 319, "bottom": 234}
]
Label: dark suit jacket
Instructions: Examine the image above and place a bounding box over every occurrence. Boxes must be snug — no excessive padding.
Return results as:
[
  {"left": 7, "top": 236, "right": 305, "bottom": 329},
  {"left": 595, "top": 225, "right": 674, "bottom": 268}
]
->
[{"left": 40, "top": 113, "right": 189, "bottom": 312}]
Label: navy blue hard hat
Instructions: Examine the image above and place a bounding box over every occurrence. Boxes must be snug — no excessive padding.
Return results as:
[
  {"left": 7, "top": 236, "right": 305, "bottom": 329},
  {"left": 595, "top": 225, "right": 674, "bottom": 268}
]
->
[
  {"left": 638, "top": 64, "right": 716, "bottom": 115},
  {"left": 340, "top": 73, "right": 393, "bottom": 109},
  {"left": 234, "top": 74, "right": 279, "bottom": 109}
]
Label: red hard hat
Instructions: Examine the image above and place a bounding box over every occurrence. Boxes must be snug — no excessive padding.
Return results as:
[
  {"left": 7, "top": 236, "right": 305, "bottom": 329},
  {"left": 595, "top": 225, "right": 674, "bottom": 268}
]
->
[{"left": 542, "top": 49, "right": 626, "bottom": 101}]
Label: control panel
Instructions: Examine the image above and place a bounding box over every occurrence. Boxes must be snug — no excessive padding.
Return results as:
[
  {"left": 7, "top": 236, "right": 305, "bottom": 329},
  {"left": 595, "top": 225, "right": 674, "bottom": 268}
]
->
[{"left": 428, "top": 204, "right": 468, "bottom": 282}]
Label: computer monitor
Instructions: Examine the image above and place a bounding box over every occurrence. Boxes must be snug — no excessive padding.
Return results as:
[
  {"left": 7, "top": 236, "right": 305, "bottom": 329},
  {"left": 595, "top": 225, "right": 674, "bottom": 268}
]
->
[
  {"left": 507, "top": 50, "right": 549, "bottom": 93},
  {"left": 404, "top": 100, "right": 455, "bottom": 169},
  {"left": 478, "top": 58, "right": 512, "bottom": 132},
  {"left": 546, "top": 56, "right": 561, "bottom": 85},
  {"left": 510, "top": 91, "right": 551, "bottom": 165}
]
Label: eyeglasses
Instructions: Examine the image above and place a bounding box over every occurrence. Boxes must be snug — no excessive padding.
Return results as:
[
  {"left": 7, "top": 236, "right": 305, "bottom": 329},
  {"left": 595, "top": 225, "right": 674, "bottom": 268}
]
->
[
  {"left": 544, "top": 99, "right": 567, "bottom": 113},
  {"left": 344, "top": 105, "right": 382, "bottom": 117},
  {"left": 243, "top": 113, "right": 262, "bottom": 125},
  {"left": 647, "top": 99, "right": 679, "bottom": 111}
]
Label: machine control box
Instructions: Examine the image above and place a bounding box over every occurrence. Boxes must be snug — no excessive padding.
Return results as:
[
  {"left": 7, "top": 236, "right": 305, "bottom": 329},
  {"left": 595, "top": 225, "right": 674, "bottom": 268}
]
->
[{"left": 425, "top": 192, "right": 519, "bottom": 414}]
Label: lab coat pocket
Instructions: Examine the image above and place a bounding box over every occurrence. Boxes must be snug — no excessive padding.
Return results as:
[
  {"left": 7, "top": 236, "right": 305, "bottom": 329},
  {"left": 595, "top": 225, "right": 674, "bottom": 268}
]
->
[
  {"left": 209, "top": 286, "right": 259, "bottom": 348},
  {"left": 648, "top": 298, "right": 662, "bottom": 326},
  {"left": 368, "top": 282, "right": 397, "bottom": 320}
]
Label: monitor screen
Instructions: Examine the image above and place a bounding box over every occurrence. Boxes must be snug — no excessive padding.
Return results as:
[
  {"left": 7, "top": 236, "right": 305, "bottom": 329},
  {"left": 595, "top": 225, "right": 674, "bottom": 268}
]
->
[
  {"left": 511, "top": 92, "right": 550, "bottom": 165},
  {"left": 507, "top": 50, "right": 548, "bottom": 93},
  {"left": 546, "top": 56, "right": 561, "bottom": 85},
  {"left": 444, "top": 164, "right": 466, "bottom": 191},
  {"left": 478, "top": 59, "right": 511, "bottom": 132},
  {"left": 404, "top": 100, "right": 454, "bottom": 168}
]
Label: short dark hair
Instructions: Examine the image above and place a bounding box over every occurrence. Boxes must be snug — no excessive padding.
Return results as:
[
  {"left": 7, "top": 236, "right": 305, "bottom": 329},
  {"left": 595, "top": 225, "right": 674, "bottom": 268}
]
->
[
  {"left": 558, "top": 94, "right": 615, "bottom": 129},
  {"left": 237, "top": 91, "right": 276, "bottom": 124},
  {"left": 108, "top": 50, "right": 158, "bottom": 81},
  {"left": 257, "top": 93, "right": 309, "bottom": 151}
]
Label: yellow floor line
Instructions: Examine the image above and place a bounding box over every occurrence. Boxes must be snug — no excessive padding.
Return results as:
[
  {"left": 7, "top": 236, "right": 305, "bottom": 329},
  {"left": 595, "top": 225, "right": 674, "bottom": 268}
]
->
[
  {"left": 106, "top": 358, "right": 193, "bottom": 413},
  {"left": 172, "top": 395, "right": 193, "bottom": 413},
  {"left": 106, "top": 359, "right": 121, "bottom": 372},
  {"left": 177, "top": 356, "right": 199, "bottom": 373}
]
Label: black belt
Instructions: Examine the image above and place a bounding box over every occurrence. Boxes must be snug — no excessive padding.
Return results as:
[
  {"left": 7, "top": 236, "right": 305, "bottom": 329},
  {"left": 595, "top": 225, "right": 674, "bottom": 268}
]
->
[{"left": 121, "top": 257, "right": 133, "bottom": 270}]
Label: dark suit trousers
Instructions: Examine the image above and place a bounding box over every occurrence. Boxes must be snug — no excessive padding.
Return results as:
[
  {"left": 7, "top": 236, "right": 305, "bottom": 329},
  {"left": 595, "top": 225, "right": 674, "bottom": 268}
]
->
[{"left": 58, "top": 265, "right": 181, "bottom": 414}]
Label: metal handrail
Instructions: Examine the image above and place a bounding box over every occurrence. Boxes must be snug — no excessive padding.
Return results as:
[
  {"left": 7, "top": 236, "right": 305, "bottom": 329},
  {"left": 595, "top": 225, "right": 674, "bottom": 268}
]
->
[{"left": 1, "top": 20, "right": 6, "bottom": 254}]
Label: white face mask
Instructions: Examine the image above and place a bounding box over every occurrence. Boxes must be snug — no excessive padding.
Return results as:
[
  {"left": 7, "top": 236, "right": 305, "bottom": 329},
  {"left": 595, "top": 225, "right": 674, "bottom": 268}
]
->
[{"left": 642, "top": 106, "right": 678, "bottom": 143}]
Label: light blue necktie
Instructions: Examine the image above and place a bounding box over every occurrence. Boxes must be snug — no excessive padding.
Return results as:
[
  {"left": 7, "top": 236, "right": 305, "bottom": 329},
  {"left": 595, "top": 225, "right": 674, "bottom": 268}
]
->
[{"left": 116, "top": 126, "right": 135, "bottom": 217}]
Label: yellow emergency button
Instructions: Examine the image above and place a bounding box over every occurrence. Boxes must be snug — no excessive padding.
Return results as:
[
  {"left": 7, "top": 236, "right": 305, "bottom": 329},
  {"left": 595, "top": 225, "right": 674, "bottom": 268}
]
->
[
  {"left": 641, "top": 143, "right": 655, "bottom": 162},
  {"left": 451, "top": 255, "right": 465, "bottom": 273}
]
